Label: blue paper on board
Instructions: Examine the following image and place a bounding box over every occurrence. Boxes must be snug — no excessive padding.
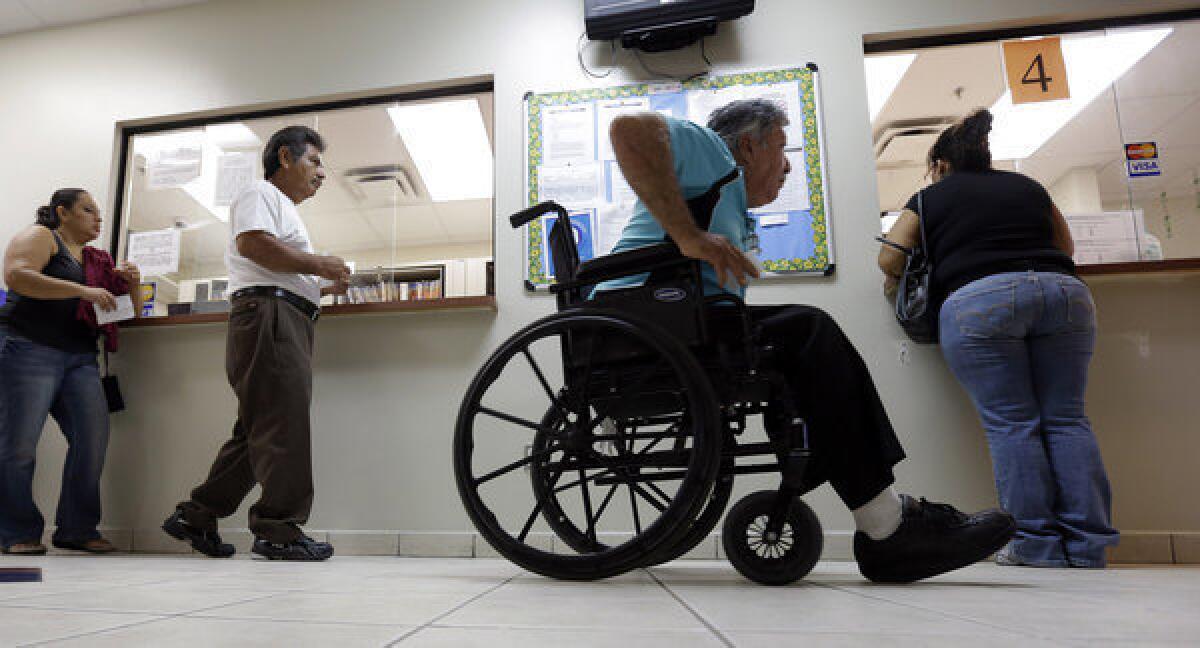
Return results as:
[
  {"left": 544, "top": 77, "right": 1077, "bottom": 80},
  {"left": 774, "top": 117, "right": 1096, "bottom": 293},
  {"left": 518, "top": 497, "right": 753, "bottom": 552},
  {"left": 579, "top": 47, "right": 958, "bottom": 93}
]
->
[
  {"left": 542, "top": 210, "right": 596, "bottom": 278},
  {"left": 754, "top": 210, "right": 816, "bottom": 264}
]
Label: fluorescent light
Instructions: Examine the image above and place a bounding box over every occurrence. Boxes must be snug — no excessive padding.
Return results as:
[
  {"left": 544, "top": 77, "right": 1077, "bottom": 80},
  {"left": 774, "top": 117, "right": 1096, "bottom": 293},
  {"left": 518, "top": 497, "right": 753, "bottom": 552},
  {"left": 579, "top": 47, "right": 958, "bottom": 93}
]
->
[
  {"left": 387, "top": 99, "right": 493, "bottom": 202},
  {"left": 864, "top": 53, "right": 917, "bottom": 123},
  {"left": 205, "top": 123, "right": 260, "bottom": 149},
  {"left": 990, "top": 28, "right": 1172, "bottom": 160}
]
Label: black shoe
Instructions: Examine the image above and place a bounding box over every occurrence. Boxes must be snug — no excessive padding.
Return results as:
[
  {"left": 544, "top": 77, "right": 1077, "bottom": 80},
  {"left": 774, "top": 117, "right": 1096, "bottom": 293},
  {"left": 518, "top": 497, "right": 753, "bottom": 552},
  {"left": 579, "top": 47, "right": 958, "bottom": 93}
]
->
[
  {"left": 251, "top": 535, "right": 334, "bottom": 561},
  {"left": 854, "top": 495, "right": 1016, "bottom": 583},
  {"left": 162, "top": 509, "right": 235, "bottom": 558}
]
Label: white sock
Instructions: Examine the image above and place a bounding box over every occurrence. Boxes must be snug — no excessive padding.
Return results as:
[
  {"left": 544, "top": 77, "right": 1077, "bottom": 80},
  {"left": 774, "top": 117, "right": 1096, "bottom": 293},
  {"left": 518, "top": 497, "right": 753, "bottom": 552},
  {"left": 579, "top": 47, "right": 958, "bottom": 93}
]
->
[{"left": 852, "top": 486, "right": 903, "bottom": 541}]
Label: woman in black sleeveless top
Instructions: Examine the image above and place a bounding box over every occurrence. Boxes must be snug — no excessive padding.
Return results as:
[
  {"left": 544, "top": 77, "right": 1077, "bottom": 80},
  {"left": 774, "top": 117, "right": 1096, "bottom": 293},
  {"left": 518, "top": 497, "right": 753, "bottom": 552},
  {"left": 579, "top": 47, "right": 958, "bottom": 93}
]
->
[
  {"left": 878, "top": 110, "right": 1118, "bottom": 569},
  {"left": 0, "top": 189, "right": 140, "bottom": 555}
]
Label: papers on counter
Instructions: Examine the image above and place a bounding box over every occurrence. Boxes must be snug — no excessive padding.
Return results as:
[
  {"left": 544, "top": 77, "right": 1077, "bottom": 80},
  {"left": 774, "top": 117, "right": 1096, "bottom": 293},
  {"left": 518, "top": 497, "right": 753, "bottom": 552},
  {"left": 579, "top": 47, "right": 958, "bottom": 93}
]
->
[{"left": 95, "top": 294, "right": 135, "bottom": 325}]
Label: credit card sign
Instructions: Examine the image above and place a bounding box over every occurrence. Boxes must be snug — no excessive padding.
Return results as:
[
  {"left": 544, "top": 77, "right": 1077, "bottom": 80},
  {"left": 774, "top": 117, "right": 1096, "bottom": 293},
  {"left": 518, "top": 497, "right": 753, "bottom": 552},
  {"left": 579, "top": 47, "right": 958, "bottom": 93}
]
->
[{"left": 1126, "top": 142, "right": 1161, "bottom": 177}]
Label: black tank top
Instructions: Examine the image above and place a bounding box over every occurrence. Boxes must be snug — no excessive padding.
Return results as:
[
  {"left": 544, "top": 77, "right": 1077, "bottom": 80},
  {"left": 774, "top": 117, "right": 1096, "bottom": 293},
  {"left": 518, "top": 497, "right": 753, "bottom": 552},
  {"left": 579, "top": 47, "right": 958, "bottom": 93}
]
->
[
  {"left": 0, "top": 229, "right": 98, "bottom": 354},
  {"left": 904, "top": 170, "right": 1075, "bottom": 312}
]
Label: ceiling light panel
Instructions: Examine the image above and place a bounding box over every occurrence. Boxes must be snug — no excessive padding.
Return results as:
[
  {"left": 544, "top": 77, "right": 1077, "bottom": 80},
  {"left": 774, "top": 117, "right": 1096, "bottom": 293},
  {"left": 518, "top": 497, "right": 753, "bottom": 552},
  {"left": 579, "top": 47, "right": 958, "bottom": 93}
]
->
[
  {"left": 864, "top": 53, "right": 917, "bottom": 123},
  {"left": 388, "top": 99, "right": 493, "bottom": 202},
  {"left": 990, "top": 28, "right": 1172, "bottom": 160}
]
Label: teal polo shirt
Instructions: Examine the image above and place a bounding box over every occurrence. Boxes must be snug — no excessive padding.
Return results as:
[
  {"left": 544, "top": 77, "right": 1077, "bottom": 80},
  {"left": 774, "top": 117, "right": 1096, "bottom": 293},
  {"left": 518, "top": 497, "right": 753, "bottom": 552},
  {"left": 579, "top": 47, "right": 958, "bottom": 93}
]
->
[{"left": 596, "top": 116, "right": 750, "bottom": 298}]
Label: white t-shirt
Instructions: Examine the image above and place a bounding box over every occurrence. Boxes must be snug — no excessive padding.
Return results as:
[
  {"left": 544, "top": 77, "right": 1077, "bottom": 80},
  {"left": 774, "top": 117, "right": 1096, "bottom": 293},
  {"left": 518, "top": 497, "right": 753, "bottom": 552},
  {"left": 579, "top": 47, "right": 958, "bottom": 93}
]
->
[{"left": 226, "top": 180, "right": 321, "bottom": 305}]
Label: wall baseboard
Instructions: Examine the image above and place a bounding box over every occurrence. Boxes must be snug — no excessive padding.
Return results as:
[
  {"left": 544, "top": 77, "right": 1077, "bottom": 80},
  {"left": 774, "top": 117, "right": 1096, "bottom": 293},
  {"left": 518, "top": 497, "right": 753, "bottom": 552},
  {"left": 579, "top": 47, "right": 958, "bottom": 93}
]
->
[{"left": 49, "top": 529, "right": 1196, "bottom": 564}]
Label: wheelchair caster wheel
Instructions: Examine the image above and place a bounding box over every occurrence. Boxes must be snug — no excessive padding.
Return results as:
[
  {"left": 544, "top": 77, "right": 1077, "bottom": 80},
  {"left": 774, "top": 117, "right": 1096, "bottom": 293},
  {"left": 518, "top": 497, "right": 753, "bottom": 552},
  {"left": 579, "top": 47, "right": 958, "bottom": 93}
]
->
[{"left": 721, "top": 490, "right": 822, "bottom": 585}]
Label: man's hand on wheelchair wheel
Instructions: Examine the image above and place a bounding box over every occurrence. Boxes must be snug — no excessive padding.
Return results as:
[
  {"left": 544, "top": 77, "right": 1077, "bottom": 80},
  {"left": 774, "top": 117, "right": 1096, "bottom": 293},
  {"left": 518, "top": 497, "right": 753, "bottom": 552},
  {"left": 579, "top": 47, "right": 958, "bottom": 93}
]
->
[{"left": 677, "top": 231, "right": 760, "bottom": 288}]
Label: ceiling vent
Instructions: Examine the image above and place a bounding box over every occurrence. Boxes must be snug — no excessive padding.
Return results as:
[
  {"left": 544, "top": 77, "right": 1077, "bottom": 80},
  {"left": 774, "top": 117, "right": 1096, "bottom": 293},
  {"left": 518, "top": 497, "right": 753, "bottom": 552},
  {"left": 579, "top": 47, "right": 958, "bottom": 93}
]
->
[
  {"left": 341, "top": 164, "right": 425, "bottom": 205},
  {"left": 874, "top": 119, "right": 953, "bottom": 169}
]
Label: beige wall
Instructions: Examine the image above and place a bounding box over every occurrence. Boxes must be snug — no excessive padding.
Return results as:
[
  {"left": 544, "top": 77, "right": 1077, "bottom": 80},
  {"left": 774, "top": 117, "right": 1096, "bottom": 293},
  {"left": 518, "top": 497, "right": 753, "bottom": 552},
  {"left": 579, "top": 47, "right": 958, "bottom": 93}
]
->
[{"left": 2, "top": 0, "right": 1198, "bottom": 539}]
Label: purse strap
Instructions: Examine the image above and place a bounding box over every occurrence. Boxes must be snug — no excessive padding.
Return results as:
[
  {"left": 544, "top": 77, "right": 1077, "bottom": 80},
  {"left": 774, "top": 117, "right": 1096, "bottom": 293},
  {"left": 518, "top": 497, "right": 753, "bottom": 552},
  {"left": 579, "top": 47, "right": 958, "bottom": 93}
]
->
[
  {"left": 875, "top": 236, "right": 912, "bottom": 255},
  {"left": 913, "top": 189, "right": 932, "bottom": 267},
  {"left": 875, "top": 190, "right": 931, "bottom": 261}
]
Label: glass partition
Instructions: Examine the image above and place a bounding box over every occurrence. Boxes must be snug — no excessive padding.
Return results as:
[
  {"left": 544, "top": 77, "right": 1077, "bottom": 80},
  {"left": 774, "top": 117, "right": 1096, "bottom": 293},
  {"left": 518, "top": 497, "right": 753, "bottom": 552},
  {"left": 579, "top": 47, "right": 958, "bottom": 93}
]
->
[
  {"left": 865, "top": 17, "right": 1199, "bottom": 267},
  {"left": 115, "top": 89, "right": 494, "bottom": 317}
]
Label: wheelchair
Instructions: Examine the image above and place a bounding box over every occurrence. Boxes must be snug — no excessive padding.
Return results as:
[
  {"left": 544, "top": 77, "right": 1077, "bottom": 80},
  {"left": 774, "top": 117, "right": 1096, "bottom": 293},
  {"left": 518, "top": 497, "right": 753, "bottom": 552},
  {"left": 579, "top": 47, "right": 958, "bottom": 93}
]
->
[{"left": 454, "top": 197, "right": 824, "bottom": 585}]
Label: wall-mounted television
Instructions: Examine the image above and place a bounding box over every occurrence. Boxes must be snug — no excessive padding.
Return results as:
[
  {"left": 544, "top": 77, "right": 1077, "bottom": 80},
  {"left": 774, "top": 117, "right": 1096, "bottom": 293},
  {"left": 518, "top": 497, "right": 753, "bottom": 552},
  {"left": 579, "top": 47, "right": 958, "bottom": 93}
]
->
[{"left": 584, "top": 0, "right": 755, "bottom": 52}]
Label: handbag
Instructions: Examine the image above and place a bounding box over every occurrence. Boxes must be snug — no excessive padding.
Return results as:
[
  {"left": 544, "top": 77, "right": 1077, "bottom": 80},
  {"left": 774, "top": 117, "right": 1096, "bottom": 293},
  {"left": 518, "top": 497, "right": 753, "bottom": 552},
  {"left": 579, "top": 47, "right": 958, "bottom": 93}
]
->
[
  {"left": 101, "top": 347, "right": 125, "bottom": 413},
  {"left": 877, "top": 190, "right": 938, "bottom": 344}
]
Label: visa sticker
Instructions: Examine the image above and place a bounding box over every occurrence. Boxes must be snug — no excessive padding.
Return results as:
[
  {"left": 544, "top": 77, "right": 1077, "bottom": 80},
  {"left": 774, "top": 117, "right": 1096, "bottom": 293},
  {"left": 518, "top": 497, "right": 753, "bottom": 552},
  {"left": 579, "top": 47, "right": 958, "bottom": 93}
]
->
[{"left": 1125, "top": 142, "right": 1161, "bottom": 178}]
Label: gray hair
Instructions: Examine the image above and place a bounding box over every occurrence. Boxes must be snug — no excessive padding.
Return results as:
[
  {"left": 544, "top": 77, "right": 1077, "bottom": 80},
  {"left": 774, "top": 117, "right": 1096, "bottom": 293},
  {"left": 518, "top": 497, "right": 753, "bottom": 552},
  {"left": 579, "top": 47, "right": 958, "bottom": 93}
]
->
[{"left": 707, "top": 99, "right": 789, "bottom": 153}]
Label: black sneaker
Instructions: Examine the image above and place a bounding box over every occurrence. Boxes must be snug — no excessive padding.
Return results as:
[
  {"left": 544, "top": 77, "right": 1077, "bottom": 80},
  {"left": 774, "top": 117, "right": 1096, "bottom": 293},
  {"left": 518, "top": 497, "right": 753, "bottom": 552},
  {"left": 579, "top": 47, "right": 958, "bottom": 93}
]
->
[
  {"left": 854, "top": 495, "right": 1016, "bottom": 583},
  {"left": 162, "top": 509, "right": 235, "bottom": 558},
  {"left": 251, "top": 535, "right": 334, "bottom": 561}
]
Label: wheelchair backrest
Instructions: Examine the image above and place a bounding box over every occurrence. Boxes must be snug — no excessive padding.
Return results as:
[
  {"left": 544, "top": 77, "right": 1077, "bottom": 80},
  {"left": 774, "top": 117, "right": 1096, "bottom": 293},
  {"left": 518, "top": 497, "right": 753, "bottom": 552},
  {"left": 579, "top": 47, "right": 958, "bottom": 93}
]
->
[
  {"left": 510, "top": 169, "right": 743, "bottom": 354},
  {"left": 549, "top": 168, "right": 739, "bottom": 302}
]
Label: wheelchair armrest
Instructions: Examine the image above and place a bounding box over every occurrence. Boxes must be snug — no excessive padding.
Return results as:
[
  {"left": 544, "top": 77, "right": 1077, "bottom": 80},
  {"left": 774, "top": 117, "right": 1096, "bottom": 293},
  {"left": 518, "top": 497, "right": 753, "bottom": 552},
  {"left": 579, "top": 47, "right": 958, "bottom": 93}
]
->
[{"left": 568, "top": 242, "right": 693, "bottom": 287}]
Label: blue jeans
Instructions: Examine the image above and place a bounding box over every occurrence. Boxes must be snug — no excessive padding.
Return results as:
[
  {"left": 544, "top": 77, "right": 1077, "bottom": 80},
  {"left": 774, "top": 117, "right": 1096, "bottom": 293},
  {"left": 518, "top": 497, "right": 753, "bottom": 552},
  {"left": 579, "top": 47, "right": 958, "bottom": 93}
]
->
[
  {"left": 939, "top": 272, "right": 1119, "bottom": 567},
  {"left": 0, "top": 326, "right": 109, "bottom": 546}
]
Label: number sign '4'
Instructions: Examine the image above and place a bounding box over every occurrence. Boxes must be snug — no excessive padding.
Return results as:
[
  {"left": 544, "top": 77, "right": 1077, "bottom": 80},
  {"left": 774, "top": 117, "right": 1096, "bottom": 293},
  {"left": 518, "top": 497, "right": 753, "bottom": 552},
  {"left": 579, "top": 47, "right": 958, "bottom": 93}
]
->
[{"left": 1003, "top": 37, "right": 1071, "bottom": 105}]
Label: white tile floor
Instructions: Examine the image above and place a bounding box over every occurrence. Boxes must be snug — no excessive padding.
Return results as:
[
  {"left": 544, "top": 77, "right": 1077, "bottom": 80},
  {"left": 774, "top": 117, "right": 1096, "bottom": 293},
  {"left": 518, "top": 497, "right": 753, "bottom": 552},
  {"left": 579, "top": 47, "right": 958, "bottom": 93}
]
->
[{"left": 1, "top": 555, "right": 1198, "bottom": 647}]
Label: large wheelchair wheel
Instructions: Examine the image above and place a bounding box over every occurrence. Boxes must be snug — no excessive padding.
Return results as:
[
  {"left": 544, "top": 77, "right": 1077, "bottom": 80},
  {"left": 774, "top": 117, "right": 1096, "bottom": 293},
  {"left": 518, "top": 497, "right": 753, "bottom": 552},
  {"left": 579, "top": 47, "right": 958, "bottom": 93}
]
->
[
  {"left": 644, "top": 470, "right": 733, "bottom": 566},
  {"left": 455, "top": 310, "right": 722, "bottom": 580},
  {"left": 721, "top": 490, "right": 822, "bottom": 585},
  {"left": 530, "top": 414, "right": 733, "bottom": 567}
]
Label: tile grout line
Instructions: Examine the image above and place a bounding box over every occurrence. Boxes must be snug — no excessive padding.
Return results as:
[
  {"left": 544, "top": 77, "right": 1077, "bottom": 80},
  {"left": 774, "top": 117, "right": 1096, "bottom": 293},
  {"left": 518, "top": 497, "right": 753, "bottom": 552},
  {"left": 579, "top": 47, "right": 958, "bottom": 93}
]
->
[
  {"left": 423, "top": 621, "right": 741, "bottom": 632},
  {"left": 646, "top": 568, "right": 736, "bottom": 648},
  {"left": 16, "top": 615, "right": 174, "bottom": 648},
  {"left": 2, "top": 586, "right": 297, "bottom": 616},
  {"left": 384, "top": 572, "right": 524, "bottom": 646},
  {"left": 807, "top": 580, "right": 1058, "bottom": 643},
  {"left": 16, "top": 590, "right": 287, "bottom": 647},
  {"left": 0, "top": 576, "right": 179, "bottom": 604},
  {"left": 0, "top": 576, "right": 193, "bottom": 614},
  {"left": 182, "top": 613, "right": 408, "bottom": 628}
]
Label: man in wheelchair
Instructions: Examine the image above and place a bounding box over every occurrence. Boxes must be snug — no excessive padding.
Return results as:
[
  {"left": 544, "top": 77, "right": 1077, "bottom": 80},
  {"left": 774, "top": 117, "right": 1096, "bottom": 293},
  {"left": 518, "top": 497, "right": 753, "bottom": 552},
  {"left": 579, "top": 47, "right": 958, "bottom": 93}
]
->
[{"left": 595, "top": 99, "right": 1017, "bottom": 583}]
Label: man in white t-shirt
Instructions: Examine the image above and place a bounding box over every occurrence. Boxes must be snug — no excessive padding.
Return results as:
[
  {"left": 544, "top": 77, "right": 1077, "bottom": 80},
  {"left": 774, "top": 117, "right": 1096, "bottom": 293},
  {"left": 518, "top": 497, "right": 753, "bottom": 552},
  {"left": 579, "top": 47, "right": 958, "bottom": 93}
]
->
[{"left": 163, "top": 125, "right": 351, "bottom": 561}]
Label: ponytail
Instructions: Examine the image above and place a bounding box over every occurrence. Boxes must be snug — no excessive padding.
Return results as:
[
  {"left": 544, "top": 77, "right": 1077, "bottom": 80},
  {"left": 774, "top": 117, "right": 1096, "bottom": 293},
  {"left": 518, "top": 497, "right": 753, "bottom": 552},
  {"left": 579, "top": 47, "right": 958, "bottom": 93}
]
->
[
  {"left": 35, "top": 205, "right": 59, "bottom": 228},
  {"left": 34, "top": 188, "right": 87, "bottom": 229},
  {"left": 959, "top": 109, "right": 993, "bottom": 144},
  {"left": 928, "top": 109, "right": 993, "bottom": 176}
]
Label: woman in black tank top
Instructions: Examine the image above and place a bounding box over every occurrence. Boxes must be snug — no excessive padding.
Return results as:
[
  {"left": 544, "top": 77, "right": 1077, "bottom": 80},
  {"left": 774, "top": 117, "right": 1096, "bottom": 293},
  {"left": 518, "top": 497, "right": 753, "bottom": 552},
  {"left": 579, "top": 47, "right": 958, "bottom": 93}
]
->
[
  {"left": 0, "top": 189, "right": 140, "bottom": 555},
  {"left": 878, "top": 111, "right": 1118, "bottom": 568}
]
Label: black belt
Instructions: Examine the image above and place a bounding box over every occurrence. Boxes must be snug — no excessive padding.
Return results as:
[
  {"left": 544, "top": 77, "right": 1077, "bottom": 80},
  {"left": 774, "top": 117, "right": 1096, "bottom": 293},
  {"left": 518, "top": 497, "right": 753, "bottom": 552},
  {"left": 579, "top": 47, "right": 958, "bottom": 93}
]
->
[
  {"left": 997, "top": 259, "right": 1075, "bottom": 275},
  {"left": 231, "top": 286, "right": 320, "bottom": 321}
]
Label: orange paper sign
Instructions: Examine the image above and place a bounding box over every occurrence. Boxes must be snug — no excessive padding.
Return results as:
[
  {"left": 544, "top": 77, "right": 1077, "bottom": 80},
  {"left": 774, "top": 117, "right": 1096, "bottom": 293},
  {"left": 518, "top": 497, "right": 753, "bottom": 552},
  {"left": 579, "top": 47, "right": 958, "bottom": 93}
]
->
[{"left": 1003, "top": 37, "right": 1071, "bottom": 104}]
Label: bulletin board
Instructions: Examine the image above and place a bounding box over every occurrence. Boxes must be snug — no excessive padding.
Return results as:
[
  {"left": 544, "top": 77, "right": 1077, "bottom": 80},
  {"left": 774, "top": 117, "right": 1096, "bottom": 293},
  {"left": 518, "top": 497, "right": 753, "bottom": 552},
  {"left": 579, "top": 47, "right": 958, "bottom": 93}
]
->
[{"left": 522, "top": 65, "right": 834, "bottom": 288}]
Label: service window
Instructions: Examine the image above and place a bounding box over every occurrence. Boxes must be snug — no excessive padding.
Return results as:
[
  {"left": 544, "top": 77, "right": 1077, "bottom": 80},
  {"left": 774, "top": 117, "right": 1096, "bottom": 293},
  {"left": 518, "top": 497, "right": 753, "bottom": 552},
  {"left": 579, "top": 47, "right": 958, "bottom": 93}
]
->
[
  {"left": 865, "top": 16, "right": 1200, "bottom": 267},
  {"left": 113, "top": 87, "right": 494, "bottom": 317}
]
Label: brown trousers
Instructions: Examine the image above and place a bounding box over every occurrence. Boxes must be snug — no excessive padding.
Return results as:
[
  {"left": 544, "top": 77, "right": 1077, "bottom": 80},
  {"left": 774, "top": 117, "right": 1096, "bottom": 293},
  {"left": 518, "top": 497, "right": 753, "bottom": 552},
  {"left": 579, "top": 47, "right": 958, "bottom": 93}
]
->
[{"left": 180, "top": 295, "right": 315, "bottom": 543}]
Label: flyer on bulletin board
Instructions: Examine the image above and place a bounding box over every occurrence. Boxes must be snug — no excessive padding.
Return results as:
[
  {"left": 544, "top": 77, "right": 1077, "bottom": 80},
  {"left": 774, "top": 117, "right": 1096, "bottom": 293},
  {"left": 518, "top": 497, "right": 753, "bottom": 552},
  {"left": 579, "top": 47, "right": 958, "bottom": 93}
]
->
[{"left": 522, "top": 66, "right": 834, "bottom": 288}]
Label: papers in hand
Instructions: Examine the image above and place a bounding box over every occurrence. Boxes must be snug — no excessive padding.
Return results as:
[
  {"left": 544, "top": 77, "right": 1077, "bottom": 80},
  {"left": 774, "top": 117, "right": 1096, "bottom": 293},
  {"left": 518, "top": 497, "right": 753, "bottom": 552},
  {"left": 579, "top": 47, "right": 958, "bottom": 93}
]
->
[{"left": 95, "top": 295, "right": 136, "bottom": 325}]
